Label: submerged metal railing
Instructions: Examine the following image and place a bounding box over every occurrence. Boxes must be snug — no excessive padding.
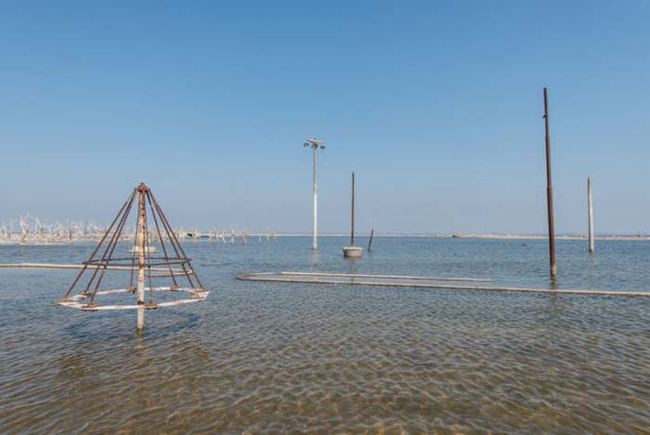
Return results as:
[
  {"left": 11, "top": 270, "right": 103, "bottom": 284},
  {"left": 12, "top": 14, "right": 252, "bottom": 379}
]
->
[{"left": 237, "top": 271, "right": 650, "bottom": 298}]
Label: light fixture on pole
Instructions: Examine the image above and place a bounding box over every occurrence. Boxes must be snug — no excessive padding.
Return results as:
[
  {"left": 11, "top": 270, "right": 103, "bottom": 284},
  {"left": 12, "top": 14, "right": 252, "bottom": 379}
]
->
[{"left": 304, "top": 138, "right": 325, "bottom": 250}]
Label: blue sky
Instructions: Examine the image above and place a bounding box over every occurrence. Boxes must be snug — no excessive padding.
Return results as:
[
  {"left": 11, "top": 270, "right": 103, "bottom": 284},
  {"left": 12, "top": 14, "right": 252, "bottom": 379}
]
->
[{"left": 1, "top": 1, "right": 649, "bottom": 234}]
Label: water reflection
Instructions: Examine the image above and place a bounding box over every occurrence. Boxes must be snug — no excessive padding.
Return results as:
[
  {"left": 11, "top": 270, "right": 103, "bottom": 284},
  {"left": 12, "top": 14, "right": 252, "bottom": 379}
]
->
[{"left": 62, "top": 310, "right": 201, "bottom": 341}]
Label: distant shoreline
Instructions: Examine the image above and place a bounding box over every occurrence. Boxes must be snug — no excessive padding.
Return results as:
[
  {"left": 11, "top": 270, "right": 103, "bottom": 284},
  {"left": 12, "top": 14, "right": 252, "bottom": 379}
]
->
[
  {"left": 2, "top": 232, "right": 648, "bottom": 245},
  {"left": 253, "top": 233, "right": 650, "bottom": 241}
]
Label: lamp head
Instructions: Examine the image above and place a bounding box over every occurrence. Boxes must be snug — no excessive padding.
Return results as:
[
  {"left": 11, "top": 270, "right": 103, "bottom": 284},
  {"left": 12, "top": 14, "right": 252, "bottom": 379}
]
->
[{"left": 303, "top": 138, "right": 324, "bottom": 149}]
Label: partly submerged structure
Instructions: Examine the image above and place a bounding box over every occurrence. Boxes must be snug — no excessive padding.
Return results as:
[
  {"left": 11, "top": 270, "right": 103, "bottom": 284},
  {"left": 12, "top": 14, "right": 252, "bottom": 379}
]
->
[
  {"left": 343, "top": 172, "right": 363, "bottom": 258},
  {"left": 56, "top": 183, "right": 209, "bottom": 331}
]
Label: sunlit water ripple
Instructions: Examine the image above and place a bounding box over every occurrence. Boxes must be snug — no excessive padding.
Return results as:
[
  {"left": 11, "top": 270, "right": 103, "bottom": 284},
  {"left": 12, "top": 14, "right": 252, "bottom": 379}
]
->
[{"left": 1, "top": 237, "right": 649, "bottom": 433}]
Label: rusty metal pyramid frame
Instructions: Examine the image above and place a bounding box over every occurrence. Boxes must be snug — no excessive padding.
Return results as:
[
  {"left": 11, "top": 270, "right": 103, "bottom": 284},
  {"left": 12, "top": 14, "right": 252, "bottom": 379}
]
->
[{"left": 57, "top": 183, "right": 208, "bottom": 330}]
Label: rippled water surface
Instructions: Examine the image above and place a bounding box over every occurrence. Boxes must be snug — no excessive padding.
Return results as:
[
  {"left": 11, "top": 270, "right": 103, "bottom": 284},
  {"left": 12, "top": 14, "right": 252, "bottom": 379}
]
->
[{"left": 1, "top": 237, "right": 649, "bottom": 434}]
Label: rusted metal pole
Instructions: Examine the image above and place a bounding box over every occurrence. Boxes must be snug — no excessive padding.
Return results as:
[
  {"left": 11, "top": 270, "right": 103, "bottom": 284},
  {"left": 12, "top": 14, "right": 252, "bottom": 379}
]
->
[
  {"left": 136, "top": 183, "right": 147, "bottom": 331},
  {"left": 351, "top": 172, "right": 355, "bottom": 246},
  {"left": 588, "top": 177, "right": 594, "bottom": 253},
  {"left": 543, "top": 88, "right": 557, "bottom": 278},
  {"left": 368, "top": 228, "right": 374, "bottom": 251}
]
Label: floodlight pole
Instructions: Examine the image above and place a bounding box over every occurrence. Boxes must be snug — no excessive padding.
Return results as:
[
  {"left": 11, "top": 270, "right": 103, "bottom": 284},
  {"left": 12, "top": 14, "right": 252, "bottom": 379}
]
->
[
  {"left": 313, "top": 145, "right": 318, "bottom": 251},
  {"left": 304, "top": 138, "right": 325, "bottom": 250},
  {"left": 136, "top": 183, "right": 147, "bottom": 331}
]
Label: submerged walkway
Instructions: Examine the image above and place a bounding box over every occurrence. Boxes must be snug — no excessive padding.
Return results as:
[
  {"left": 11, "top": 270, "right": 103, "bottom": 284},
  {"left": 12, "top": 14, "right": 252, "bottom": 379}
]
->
[{"left": 237, "top": 271, "right": 650, "bottom": 298}]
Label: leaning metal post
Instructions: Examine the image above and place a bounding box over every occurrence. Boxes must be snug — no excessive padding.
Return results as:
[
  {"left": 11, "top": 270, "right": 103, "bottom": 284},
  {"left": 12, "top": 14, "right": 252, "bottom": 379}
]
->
[{"left": 543, "top": 88, "right": 557, "bottom": 279}]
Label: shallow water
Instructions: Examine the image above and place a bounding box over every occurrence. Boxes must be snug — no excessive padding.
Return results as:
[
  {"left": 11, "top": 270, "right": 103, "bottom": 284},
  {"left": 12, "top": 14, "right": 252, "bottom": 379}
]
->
[{"left": 1, "top": 237, "right": 649, "bottom": 433}]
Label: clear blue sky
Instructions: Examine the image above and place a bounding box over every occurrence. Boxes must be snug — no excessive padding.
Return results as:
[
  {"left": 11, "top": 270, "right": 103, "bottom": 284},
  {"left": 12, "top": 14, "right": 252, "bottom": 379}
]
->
[{"left": 1, "top": 1, "right": 649, "bottom": 234}]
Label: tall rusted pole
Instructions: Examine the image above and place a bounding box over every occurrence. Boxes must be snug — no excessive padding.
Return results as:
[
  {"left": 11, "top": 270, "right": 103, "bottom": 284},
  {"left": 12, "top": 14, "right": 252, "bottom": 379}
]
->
[
  {"left": 351, "top": 172, "right": 355, "bottom": 246},
  {"left": 588, "top": 177, "right": 594, "bottom": 253},
  {"left": 543, "top": 88, "right": 557, "bottom": 278},
  {"left": 136, "top": 183, "right": 147, "bottom": 331}
]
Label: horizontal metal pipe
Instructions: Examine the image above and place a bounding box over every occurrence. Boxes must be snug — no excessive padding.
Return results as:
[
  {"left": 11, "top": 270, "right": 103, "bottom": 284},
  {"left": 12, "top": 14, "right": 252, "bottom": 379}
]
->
[
  {"left": 0, "top": 263, "right": 186, "bottom": 273},
  {"left": 276, "top": 271, "right": 492, "bottom": 283}
]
